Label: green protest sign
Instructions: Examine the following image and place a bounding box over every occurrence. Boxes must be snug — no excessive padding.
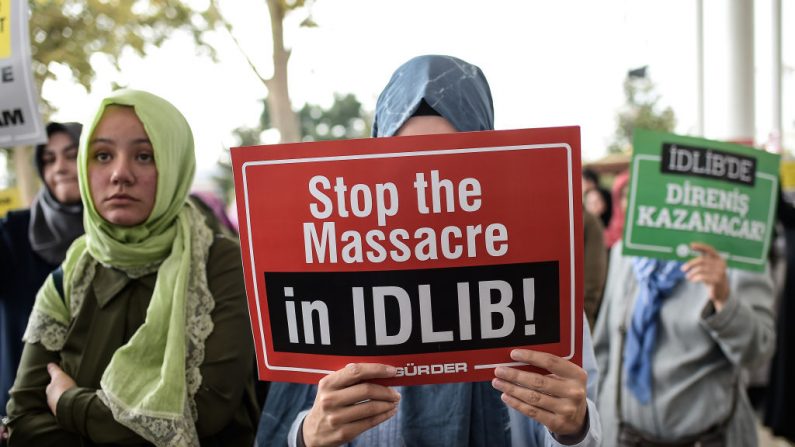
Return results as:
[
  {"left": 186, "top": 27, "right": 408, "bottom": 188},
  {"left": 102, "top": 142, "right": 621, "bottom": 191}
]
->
[{"left": 622, "top": 129, "right": 780, "bottom": 272}]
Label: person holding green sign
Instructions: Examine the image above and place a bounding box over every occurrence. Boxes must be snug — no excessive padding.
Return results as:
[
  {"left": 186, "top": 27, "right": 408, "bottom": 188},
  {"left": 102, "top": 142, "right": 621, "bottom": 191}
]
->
[{"left": 594, "top": 234, "right": 775, "bottom": 446}]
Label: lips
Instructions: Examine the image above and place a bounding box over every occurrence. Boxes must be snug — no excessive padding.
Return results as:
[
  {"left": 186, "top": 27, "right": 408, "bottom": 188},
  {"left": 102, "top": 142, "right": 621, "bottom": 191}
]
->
[{"left": 106, "top": 193, "right": 137, "bottom": 203}]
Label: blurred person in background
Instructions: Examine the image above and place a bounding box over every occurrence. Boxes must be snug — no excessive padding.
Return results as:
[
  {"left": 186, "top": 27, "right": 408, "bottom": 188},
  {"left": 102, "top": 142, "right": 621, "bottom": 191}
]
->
[
  {"left": 190, "top": 190, "right": 239, "bottom": 239},
  {"left": 584, "top": 188, "right": 611, "bottom": 229},
  {"left": 764, "top": 187, "right": 795, "bottom": 443},
  {"left": 1, "top": 122, "right": 84, "bottom": 440},
  {"left": 583, "top": 210, "right": 606, "bottom": 330},
  {"left": 582, "top": 168, "right": 612, "bottom": 228},
  {"left": 581, "top": 168, "right": 599, "bottom": 195},
  {"left": 603, "top": 171, "right": 629, "bottom": 250}
]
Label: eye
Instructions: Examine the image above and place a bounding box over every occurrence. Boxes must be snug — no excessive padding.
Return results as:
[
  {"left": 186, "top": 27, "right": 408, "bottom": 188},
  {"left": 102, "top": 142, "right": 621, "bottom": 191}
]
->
[
  {"left": 94, "top": 151, "right": 111, "bottom": 163},
  {"left": 136, "top": 151, "right": 155, "bottom": 163}
]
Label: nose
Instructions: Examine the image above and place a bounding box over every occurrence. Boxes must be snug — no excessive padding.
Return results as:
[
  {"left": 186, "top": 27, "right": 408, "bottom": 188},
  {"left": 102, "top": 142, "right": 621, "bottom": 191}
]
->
[
  {"left": 53, "top": 153, "right": 72, "bottom": 174},
  {"left": 110, "top": 157, "right": 135, "bottom": 185}
]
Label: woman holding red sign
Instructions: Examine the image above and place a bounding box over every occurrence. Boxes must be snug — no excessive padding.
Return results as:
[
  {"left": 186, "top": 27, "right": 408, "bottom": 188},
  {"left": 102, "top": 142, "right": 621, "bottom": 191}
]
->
[
  {"left": 5, "top": 90, "right": 259, "bottom": 445},
  {"left": 257, "top": 55, "right": 601, "bottom": 447}
]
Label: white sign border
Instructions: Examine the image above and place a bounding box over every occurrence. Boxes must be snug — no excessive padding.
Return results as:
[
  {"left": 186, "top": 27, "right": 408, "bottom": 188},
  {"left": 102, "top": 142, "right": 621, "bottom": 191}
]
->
[
  {"left": 625, "top": 155, "right": 779, "bottom": 266},
  {"left": 242, "top": 143, "right": 576, "bottom": 374}
]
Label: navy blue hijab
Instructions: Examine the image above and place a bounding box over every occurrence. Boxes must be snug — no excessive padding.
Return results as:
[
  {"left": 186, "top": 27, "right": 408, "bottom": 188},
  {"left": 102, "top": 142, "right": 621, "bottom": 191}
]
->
[{"left": 372, "top": 55, "right": 494, "bottom": 136}]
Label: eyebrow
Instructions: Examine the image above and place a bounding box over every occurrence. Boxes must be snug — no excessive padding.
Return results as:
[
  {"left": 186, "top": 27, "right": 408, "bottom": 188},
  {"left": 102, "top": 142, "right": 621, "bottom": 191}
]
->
[
  {"left": 90, "top": 137, "right": 152, "bottom": 145},
  {"left": 44, "top": 143, "right": 78, "bottom": 154}
]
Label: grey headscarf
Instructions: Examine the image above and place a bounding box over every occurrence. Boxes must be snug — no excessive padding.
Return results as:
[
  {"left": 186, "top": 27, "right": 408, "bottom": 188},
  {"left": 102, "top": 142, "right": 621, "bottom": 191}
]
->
[
  {"left": 372, "top": 55, "right": 494, "bottom": 137},
  {"left": 28, "top": 122, "right": 84, "bottom": 265}
]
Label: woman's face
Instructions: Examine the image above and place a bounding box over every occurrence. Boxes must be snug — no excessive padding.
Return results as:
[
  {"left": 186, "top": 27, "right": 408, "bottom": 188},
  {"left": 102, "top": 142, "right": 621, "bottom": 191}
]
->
[
  {"left": 396, "top": 115, "right": 457, "bottom": 136},
  {"left": 584, "top": 189, "right": 606, "bottom": 216},
  {"left": 88, "top": 106, "right": 158, "bottom": 227},
  {"left": 42, "top": 131, "right": 81, "bottom": 204}
]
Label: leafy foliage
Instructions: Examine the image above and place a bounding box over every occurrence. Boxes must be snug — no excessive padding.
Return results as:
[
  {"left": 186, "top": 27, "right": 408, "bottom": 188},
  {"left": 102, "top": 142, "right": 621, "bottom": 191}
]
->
[
  {"left": 230, "top": 93, "right": 370, "bottom": 146},
  {"left": 4, "top": 1, "right": 221, "bottom": 203},
  {"left": 298, "top": 93, "right": 370, "bottom": 141},
  {"left": 608, "top": 75, "right": 676, "bottom": 154},
  {"left": 29, "top": 0, "right": 221, "bottom": 94},
  {"left": 216, "top": 93, "right": 370, "bottom": 199}
]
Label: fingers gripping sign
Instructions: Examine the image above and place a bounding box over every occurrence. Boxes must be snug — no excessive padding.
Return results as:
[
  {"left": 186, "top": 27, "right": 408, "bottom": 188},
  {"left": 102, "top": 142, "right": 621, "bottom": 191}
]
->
[
  {"left": 492, "top": 350, "right": 588, "bottom": 438},
  {"left": 681, "top": 242, "right": 730, "bottom": 311},
  {"left": 303, "top": 363, "right": 401, "bottom": 447}
]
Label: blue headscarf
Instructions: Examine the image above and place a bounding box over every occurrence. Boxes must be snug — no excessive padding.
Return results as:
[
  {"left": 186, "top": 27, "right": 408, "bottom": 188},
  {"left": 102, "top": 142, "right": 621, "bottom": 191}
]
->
[
  {"left": 372, "top": 55, "right": 494, "bottom": 136},
  {"left": 375, "top": 54, "right": 509, "bottom": 446},
  {"left": 624, "top": 257, "right": 685, "bottom": 404},
  {"left": 258, "top": 55, "right": 511, "bottom": 447}
]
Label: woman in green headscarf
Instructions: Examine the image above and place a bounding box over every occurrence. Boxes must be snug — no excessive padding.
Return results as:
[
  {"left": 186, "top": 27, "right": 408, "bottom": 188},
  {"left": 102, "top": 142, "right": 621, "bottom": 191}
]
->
[{"left": 5, "top": 90, "right": 259, "bottom": 446}]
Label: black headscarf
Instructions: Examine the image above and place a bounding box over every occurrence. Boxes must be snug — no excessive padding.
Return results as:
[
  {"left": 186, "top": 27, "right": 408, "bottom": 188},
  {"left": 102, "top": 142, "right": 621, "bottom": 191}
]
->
[{"left": 28, "top": 122, "right": 84, "bottom": 264}]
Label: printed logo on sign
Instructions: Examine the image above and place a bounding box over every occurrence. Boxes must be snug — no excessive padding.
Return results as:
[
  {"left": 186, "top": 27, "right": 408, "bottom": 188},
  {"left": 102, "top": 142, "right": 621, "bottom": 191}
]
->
[
  {"left": 395, "top": 362, "right": 468, "bottom": 377},
  {"left": 0, "top": 0, "right": 10, "bottom": 59}
]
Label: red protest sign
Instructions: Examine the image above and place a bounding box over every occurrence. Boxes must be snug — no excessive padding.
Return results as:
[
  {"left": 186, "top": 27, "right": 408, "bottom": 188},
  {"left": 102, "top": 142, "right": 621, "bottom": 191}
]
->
[{"left": 231, "top": 126, "right": 583, "bottom": 385}]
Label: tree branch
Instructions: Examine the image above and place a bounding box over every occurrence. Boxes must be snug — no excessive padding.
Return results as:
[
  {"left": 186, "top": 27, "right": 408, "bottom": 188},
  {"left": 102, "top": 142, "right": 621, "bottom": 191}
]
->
[{"left": 211, "top": 0, "right": 272, "bottom": 88}]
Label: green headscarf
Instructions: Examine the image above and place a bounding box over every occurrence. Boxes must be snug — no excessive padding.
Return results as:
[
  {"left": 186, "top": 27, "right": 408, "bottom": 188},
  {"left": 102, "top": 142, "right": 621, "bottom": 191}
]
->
[
  {"left": 25, "top": 89, "right": 213, "bottom": 446},
  {"left": 78, "top": 89, "right": 195, "bottom": 266}
]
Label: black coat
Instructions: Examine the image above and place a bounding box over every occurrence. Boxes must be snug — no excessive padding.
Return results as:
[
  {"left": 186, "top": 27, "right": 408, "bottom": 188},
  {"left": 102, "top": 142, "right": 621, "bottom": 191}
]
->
[
  {"left": 765, "top": 190, "right": 795, "bottom": 441},
  {"left": 0, "top": 209, "right": 58, "bottom": 416}
]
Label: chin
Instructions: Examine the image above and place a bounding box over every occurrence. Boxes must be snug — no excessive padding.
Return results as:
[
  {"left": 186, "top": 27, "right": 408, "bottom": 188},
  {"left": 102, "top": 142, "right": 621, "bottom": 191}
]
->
[
  {"left": 61, "top": 196, "right": 82, "bottom": 205},
  {"left": 54, "top": 190, "right": 81, "bottom": 204},
  {"left": 102, "top": 212, "right": 147, "bottom": 227}
]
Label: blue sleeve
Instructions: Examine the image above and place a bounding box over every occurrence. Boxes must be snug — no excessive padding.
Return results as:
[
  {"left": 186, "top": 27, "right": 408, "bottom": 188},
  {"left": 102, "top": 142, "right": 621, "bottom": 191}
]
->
[
  {"left": 510, "top": 317, "right": 602, "bottom": 446},
  {"left": 582, "top": 319, "right": 600, "bottom": 404},
  {"left": 256, "top": 383, "right": 317, "bottom": 447}
]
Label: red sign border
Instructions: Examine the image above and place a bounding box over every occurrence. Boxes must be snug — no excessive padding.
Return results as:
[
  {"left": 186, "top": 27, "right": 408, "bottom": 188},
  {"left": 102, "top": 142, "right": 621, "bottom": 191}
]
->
[{"left": 238, "top": 141, "right": 578, "bottom": 376}]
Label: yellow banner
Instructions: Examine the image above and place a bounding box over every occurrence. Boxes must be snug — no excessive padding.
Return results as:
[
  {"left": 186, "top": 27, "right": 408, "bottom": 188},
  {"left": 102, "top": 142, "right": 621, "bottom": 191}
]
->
[
  {"left": 0, "top": 0, "right": 10, "bottom": 59},
  {"left": 0, "top": 187, "right": 22, "bottom": 217},
  {"left": 782, "top": 161, "right": 795, "bottom": 192}
]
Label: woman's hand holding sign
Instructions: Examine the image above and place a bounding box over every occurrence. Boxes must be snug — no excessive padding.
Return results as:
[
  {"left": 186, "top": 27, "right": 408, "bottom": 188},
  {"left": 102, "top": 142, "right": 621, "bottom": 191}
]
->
[
  {"left": 682, "top": 242, "right": 730, "bottom": 311},
  {"left": 492, "top": 349, "right": 589, "bottom": 438},
  {"left": 303, "top": 363, "right": 400, "bottom": 447}
]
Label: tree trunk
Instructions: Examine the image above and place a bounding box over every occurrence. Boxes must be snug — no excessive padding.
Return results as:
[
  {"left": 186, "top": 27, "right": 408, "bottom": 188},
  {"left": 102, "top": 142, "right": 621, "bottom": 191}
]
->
[
  {"left": 265, "top": 0, "right": 301, "bottom": 143},
  {"left": 12, "top": 146, "right": 38, "bottom": 206}
]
